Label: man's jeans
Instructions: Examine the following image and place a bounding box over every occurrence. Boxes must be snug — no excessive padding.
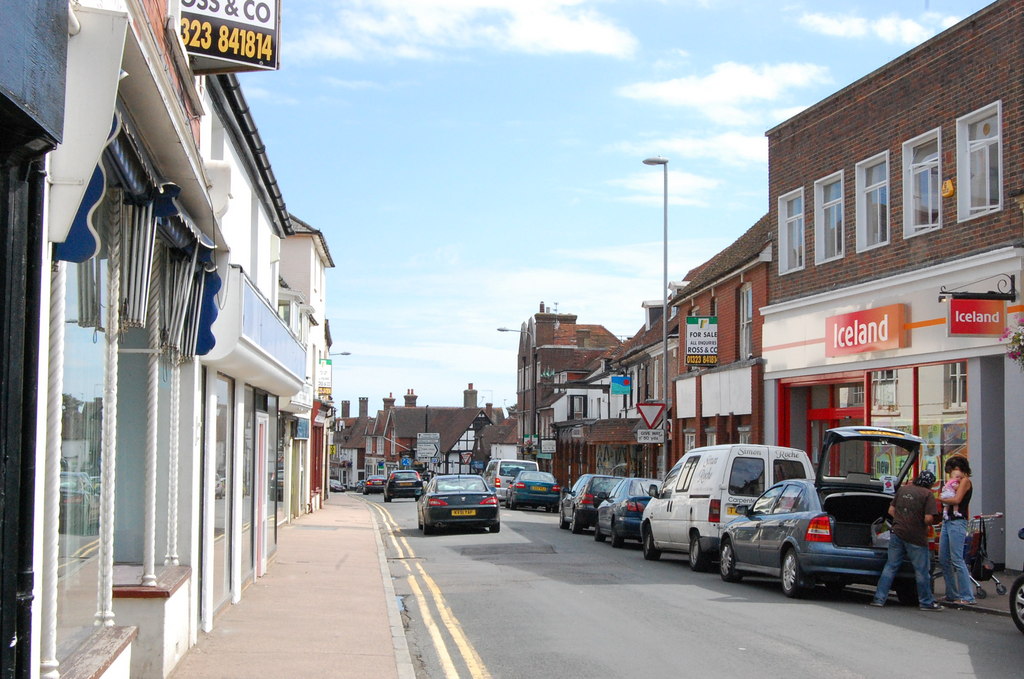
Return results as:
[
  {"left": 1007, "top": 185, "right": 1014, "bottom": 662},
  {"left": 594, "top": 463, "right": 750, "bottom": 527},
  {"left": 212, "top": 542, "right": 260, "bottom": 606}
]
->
[
  {"left": 939, "top": 518, "right": 975, "bottom": 602},
  {"left": 872, "top": 533, "right": 935, "bottom": 606}
]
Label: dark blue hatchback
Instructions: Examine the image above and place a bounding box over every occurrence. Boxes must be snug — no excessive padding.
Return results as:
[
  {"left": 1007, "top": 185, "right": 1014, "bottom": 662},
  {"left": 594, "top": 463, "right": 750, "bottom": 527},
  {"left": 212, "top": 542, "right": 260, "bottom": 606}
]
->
[{"left": 594, "top": 477, "right": 661, "bottom": 548}]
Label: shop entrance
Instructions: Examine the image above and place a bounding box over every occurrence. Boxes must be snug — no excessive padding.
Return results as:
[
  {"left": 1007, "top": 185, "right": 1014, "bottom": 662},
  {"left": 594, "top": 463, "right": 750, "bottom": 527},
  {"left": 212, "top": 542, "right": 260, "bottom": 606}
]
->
[{"left": 781, "top": 375, "right": 865, "bottom": 467}]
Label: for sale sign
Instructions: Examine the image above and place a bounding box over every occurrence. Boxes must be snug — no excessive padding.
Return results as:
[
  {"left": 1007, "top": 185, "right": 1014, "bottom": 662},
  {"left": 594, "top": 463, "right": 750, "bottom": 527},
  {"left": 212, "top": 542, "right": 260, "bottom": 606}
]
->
[
  {"left": 685, "top": 316, "right": 718, "bottom": 366},
  {"left": 180, "top": 0, "right": 281, "bottom": 73}
]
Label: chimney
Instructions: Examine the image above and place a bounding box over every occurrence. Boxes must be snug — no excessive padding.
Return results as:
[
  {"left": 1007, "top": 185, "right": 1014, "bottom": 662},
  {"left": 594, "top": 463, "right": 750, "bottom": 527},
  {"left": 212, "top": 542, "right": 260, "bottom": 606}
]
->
[
  {"left": 464, "top": 382, "right": 478, "bottom": 408},
  {"left": 485, "top": 402, "right": 493, "bottom": 420},
  {"left": 383, "top": 393, "right": 396, "bottom": 411},
  {"left": 341, "top": 400, "right": 351, "bottom": 418},
  {"left": 358, "top": 397, "right": 368, "bottom": 418},
  {"left": 404, "top": 389, "right": 418, "bottom": 407}
]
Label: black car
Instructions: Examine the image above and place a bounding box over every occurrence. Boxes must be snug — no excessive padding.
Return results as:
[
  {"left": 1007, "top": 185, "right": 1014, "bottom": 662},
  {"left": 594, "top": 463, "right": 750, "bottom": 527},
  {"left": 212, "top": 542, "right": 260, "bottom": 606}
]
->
[
  {"left": 719, "top": 426, "right": 924, "bottom": 600},
  {"left": 594, "top": 477, "right": 661, "bottom": 547},
  {"left": 417, "top": 474, "right": 500, "bottom": 535},
  {"left": 384, "top": 470, "right": 423, "bottom": 502},
  {"left": 558, "top": 474, "right": 621, "bottom": 534}
]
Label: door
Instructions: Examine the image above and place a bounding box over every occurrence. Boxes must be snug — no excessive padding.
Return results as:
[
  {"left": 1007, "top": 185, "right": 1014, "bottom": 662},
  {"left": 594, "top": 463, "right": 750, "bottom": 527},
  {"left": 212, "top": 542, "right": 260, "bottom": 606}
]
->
[
  {"left": 731, "top": 485, "right": 782, "bottom": 567},
  {"left": 756, "top": 484, "right": 805, "bottom": 567}
]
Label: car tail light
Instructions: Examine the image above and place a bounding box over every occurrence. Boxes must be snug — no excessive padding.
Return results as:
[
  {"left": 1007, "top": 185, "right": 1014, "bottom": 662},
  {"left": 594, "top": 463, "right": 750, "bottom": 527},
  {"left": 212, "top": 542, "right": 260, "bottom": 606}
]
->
[
  {"left": 428, "top": 497, "right": 449, "bottom": 507},
  {"left": 626, "top": 500, "right": 646, "bottom": 512},
  {"left": 581, "top": 493, "right": 595, "bottom": 506},
  {"left": 552, "top": 485, "right": 561, "bottom": 493},
  {"left": 494, "top": 477, "right": 501, "bottom": 487},
  {"left": 480, "top": 496, "right": 499, "bottom": 506},
  {"left": 708, "top": 499, "right": 721, "bottom": 523},
  {"left": 515, "top": 482, "right": 526, "bottom": 489},
  {"left": 805, "top": 515, "right": 833, "bottom": 542}
]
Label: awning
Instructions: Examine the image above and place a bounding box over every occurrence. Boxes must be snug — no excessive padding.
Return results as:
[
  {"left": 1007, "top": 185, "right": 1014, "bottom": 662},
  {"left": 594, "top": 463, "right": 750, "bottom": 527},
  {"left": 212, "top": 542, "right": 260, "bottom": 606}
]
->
[{"left": 48, "top": 6, "right": 128, "bottom": 245}]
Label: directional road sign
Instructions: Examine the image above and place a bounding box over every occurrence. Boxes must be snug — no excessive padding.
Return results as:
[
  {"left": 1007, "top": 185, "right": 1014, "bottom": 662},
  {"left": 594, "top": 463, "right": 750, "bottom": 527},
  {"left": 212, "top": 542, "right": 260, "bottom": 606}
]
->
[{"left": 416, "top": 432, "right": 440, "bottom": 461}]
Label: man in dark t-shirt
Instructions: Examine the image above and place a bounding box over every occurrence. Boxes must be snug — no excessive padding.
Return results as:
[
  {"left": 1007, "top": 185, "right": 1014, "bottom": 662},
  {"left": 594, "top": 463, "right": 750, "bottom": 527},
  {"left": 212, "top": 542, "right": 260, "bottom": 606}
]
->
[{"left": 871, "top": 470, "right": 941, "bottom": 610}]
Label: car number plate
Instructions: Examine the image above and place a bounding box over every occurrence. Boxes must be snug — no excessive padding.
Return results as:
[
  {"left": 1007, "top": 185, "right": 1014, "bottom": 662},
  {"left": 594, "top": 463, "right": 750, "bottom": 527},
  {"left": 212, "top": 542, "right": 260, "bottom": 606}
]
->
[
  {"left": 451, "top": 509, "right": 476, "bottom": 516},
  {"left": 530, "top": 486, "right": 548, "bottom": 492},
  {"left": 398, "top": 482, "right": 412, "bottom": 486},
  {"left": 726, "top": 505, "right": 738, "bottom": 515}
]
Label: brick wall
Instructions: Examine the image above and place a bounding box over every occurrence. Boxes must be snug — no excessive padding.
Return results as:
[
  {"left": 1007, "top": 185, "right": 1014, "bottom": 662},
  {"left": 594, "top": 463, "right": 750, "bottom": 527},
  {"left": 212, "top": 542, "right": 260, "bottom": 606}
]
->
[{"left": 768, "top": 0, "right": 1024, "bottom": 303}]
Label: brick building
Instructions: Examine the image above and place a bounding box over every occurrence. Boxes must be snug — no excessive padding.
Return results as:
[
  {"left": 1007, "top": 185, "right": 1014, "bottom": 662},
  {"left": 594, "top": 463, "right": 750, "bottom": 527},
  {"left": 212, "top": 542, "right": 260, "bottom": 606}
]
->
[{"left": 761, "top": 0, "right": 1024, "bottom": 566}]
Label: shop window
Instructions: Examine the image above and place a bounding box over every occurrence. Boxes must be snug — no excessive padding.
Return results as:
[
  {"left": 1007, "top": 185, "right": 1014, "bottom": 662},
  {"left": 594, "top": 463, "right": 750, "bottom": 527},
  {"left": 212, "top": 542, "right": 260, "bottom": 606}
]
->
[
  {"left": 957, "top": 101, "right": 1002, "bottom": 221},
  {"left": 871, "top": 369, "right": 898, "bottom": 412},
  {"left": 944, "top": 361, "right": 967, "bottom": 410},
  {"left": 856, "top": 152, "right": 889, "bottom": 251},
  {"left": 902, "top": 129, "right": 941, "bottom": 236},
  {"left": 779, "top": 188, "right": 805, "bottom": 274},
  {"left": 814, "top": 172, "right": 844, "bottom": 263}
]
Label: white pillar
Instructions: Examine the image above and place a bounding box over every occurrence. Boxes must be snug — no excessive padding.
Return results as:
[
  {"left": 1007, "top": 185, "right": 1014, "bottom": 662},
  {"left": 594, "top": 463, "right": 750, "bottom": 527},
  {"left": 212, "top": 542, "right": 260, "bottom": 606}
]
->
[{"left": 143, "top": 247, "right": 161, "bottom": 586}]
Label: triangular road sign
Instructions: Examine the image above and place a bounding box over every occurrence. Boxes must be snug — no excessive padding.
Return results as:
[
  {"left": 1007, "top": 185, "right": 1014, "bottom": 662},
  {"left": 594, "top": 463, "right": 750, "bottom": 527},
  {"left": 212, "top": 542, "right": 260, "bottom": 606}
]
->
[{"left": 637, "top": 402, "right": 665, "bottom": 429}]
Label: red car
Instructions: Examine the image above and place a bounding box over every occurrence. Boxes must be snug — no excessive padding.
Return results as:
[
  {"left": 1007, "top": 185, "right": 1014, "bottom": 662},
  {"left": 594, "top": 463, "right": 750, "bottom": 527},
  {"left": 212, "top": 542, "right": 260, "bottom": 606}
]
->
[{"left": 362, "top": 475, "right": 386, "bottom": 494}]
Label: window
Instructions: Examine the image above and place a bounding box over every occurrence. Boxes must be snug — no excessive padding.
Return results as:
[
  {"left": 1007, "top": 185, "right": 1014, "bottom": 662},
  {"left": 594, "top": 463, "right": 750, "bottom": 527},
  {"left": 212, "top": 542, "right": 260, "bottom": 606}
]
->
[
  {"left": 738, "top": 283, "right": 753, "bottom": 359},
  {"left": 944, "top": 361, "right": 967, "bottom": 409},
  {"left": 569, "top": 395, "right": 586, "bottom": 419},
  {"left": 957, "top": 101, "right": 1002, "bottom": 221},
  {"left": 751, "top": 485, "right": 783, "bottom": 514},
  {"left": 728, "top": 457, "right": 765, "bottom": 497},
  {"left": 814, "top": 172, "right": 844, "bottom": 263},
  {"left": 675, "top": 456, "right": 701, "bottom": 492},
  {"left": 903, "top": 129, "right": 941, "bottom": 236},
  {"left": 705, "top": 431, "right": 717, "bottom": 446},
  {"left": 738, "top": 426, "right": 752, "bottom": 445},
  {"left": 871, "top": 369, "right": 898, "bottom": 411},
  {"left": 772, "top": 485, "right": 807, "bottom": 514},
  {"left": 778, "top": 189, "right": 805, "bottom": 273},
  {"left": 856, "top": 153, "right": 889, "bottom": 250},
  {"left": 684, "top": 431, "right": 696, "bottom": 452}
]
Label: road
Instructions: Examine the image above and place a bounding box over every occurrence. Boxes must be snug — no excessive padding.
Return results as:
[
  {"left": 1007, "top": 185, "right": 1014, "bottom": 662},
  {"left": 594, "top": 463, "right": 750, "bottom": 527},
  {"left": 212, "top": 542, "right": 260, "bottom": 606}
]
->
[{"left": 364, "top": 495, "right": 1024, "bottom": 679}]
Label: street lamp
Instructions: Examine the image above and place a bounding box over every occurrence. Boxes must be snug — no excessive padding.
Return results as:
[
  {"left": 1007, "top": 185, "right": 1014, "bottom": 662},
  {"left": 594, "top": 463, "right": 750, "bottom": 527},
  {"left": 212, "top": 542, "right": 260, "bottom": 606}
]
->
[
  {"left": 643, "top": 156, "right": 669, "bottom": 478},
  {"left": 497, "top": 327, "right": 540, "bottom": 462}
]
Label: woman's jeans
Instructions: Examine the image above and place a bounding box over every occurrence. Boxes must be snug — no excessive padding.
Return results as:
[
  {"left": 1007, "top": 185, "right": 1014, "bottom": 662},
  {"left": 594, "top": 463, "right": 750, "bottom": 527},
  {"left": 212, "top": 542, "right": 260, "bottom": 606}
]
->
[
  {"left": 939, "top": 517, "right": 975, "bottom": 601},
  {"left": 873, "top": 533, "right": 935, "bottom": 606}
]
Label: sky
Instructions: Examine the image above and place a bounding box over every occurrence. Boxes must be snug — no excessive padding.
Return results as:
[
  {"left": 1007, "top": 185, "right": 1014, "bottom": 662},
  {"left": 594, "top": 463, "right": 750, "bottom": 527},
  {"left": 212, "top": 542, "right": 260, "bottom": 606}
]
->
[{"left": 238, "top": 0, "right": 993, "bottom": 414}]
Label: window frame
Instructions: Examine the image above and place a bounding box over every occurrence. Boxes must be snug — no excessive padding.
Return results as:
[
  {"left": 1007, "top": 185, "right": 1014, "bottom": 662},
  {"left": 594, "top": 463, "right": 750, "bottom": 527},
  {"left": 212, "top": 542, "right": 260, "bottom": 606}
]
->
[
  {"left": 855, "top": 151, "right": 890, "bottom": 252},
  {"left": 778, "top": 188, "right": 805, "bottom": 275},
  {"left": 902, "top": 128, "right": 942, "bottom": 237},
  {"left": 814, "top": 171, "right": 845, "bottom": 264},
  {"left": 738, "top": 282, "right": 753, "bottom": 360},
  {"left": 956, "top": 101, "right": 1002, "bottom": 222}
]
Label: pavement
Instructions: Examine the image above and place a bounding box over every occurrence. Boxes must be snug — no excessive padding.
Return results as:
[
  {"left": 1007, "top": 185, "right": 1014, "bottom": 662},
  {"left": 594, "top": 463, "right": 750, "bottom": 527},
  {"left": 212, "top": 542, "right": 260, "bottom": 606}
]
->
[
  {"left": 170, "top": 493, "right": 415, "bottom": 679},
  {"left": 171, "top": 494, "right": 1017, "bottom": 678}
]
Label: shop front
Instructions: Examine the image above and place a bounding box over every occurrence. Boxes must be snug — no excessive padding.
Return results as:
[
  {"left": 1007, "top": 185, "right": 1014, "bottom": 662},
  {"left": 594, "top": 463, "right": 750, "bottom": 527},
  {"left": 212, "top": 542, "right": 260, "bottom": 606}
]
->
[{"left": 761, "top": 248, "right": 1023, "bottom": 566}]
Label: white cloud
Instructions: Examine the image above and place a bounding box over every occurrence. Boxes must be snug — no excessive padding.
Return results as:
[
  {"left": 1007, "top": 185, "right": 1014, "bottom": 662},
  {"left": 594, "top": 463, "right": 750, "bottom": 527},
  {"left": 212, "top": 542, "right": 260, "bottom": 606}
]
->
[
  {"left": 799, "top": 11, "right": 964, "bottom": 45},
  {"left": 608, "top": 170, "right": 720, "bottom": 207},
  {"left": 614, "top": 132, "right": 767, "bottom": 167},
  {"left": 618, "top": 62, "right": 831, "bottom": 125},
  {"left": 289, "top": 0, "right": 637, "bottom": 62}
]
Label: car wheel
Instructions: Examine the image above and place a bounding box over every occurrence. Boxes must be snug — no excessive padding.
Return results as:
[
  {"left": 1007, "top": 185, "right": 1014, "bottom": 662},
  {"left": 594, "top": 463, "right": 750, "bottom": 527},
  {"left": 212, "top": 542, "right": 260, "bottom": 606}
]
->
[
  {"left": 781, "top": 549, "right": 808, "bottom": 598},
  {"left": 594, "top": 521, "right": 606, "bottom": 542},
  {"left": 894, "top": 581, "right": 919, "bottom": 606},
  {"left": 363, "top": 489, "right": 368, "bottom": 495},
  {"left": 417, "top": 512, "right": 423, "bottom": 530},
  {"left": 509, "top": 497, "right": 518, "bottom": 510},
  {"left": 642, "top": 526, "right": 662, "bottom": 561},
  {"left": 422, "top": 520, "right": 434, "bottom": 536},
  {"left": 719, "top": 539, "right": 743, "bottom": 583},
  {"left": 689, "top": 533, "right": 712, "bottom": 572},
  {"left": 610, "top": 520, "right": 624, "bottom": 549},
  {"left": 570, "top": 510, "right": 584, "bottom": 534},
  {"left": 559, "top": 507, "right": 569, "bottom": 529},
  {"left": 490, "top": 522, "right": 501, "bottom": 534},
  {"left": 384, "top": 493, "right": 391, "bottom": 503},
  {"left": 1010, "top": 576, "right": 1024, "bottom": 634}
]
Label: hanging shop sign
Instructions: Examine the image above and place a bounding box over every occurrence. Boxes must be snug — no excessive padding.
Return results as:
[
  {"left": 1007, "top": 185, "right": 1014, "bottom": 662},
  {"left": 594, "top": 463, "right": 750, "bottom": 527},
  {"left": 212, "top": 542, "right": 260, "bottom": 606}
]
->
[
  {"left": 825, "top": 304, "right": 907, "bottom": 357},
  {"left": 180, "top": 0, "right": 281, "bottom": 73},
  {"left": 610, "top": 375, "right": 631, "bottom": 395},
  {"left": 947, "top": 298, "right": 1005, "bottom": 337},
  {"left": 685, "top": 316, "right": 719, "bottom": 366}
]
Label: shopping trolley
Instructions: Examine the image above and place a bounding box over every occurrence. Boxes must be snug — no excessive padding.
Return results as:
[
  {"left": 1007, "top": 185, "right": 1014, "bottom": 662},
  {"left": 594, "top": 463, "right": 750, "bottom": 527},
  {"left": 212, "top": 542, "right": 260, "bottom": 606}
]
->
[{"left": 964, "top": 512, "right": 1007, "bottom": 599}]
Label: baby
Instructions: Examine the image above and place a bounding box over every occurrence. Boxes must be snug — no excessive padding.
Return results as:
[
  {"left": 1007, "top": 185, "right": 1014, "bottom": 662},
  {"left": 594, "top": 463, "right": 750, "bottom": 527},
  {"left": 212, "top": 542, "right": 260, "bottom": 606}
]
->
[{"left": 940, "top": 469, "right": 964, "bottom": 520}]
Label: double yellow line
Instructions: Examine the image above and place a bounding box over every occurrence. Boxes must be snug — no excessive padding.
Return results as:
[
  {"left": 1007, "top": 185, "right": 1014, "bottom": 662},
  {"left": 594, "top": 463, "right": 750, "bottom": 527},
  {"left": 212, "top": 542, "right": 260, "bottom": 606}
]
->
[{"left": 368, "top": 502, "right": 492, "bottom": 679}]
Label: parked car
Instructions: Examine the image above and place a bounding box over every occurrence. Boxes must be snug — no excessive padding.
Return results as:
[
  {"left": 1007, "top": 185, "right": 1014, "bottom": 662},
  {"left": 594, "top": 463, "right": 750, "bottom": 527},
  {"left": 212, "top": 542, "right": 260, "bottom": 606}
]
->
[
  {"left": 594, "top": 477, "right": 662, "bottom": 548},
  {"left": 506, "top": 471, "right": 560, "bottom": 511},
  {"left": 59, "top": 471, "right": 98, "bottom": 535},
  {"left": 718, "top": 426, "right": 923, "bottom": 600},
  {"left": 384, "top": 470, "right": 423, "bottom": 502},
  {"left": 558, "top": 474, "right": 621, "bottom": 534},
  {"left": 329, "top": 478, "right": 345, "bottom": 493},
  {"left": 417, "top": 474, "right": 500, "bottom": 535},
  {"left": 363, "top": 475, "right": 386, "bottom": 494},
  {"left": 483, "top": 458, "right": 540, "bottom": 501},
  {"left": 641, "top": 443, "right": 813, "bottom": 571}
]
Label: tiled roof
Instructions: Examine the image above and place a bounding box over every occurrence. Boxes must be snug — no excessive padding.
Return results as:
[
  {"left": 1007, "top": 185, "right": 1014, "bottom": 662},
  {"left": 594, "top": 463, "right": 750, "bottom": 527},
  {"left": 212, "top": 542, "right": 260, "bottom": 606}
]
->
[
  {"left": 335, "top": 415, "right": 373, "bottom": 449},
  {"left": 478, "top": 417, "right": 519, "bottom": 447},
  {"left": 557, "top": 418, "right": 642, "bottom": 444},
  {"left": 552, "top": 323, "right": 620, "bottom": 348},
  {"left": 675, "top": 214, "right": 770, "bottom": 298},
  {"left": 389, "top": 406, "right": 493, "bottom": 453}
]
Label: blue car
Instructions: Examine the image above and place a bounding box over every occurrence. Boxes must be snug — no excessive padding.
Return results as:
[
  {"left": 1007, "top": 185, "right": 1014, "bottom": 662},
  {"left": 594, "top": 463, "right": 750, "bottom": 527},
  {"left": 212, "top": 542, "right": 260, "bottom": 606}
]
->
[
  {"left": 594, "top": 477, "right": 661, "bottom": 548},
  {"left": 506, "top": 471, "right": 561, "bottom": 511}
]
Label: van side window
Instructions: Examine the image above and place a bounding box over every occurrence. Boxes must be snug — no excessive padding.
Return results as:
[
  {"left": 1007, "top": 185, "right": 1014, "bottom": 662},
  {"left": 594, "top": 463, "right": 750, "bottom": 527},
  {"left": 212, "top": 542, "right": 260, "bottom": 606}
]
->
[
  {"left": 660, "top": 462, "right": 684, "bottom": 498},
  {"left": 773, "top": 459, "right": 808, "bottom": 482},
  {"left": 728, "top": 457, "right": 765, "bottom": 497},
  {"left": 675, "top": 456, "right": 701, "bottom": 492}
]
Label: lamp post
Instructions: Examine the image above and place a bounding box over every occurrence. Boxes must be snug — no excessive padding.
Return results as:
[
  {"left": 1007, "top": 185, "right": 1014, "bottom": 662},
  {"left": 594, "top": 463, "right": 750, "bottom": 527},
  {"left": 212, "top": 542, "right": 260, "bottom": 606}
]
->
[
  {"left": 497, "top": 327, "right": 540, "bottom": 463},
  {"left": 643, "top": 156, "right": 669, "bottom": 478}
]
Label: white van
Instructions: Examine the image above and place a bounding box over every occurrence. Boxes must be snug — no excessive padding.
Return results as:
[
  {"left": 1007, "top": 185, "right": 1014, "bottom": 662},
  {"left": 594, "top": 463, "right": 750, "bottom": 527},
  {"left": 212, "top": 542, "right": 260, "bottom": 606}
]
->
[
  {"left": 640, "top": 444, "right": 812, "bottom": 571},
  {"left": 483, "top": 458, "right": 540, "bottom": 501}
]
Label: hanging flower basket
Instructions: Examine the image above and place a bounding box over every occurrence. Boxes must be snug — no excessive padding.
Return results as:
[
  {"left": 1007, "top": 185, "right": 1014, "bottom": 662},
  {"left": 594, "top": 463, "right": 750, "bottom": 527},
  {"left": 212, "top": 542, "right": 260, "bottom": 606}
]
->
[{"left": 1003, "top": 315, "right": 1024, "bottom": 370}]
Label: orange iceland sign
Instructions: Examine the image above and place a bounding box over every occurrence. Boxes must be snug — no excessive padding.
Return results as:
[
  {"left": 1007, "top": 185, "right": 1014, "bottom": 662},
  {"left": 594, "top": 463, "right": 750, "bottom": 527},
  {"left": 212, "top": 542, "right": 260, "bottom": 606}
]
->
[
  {"left": 947, "top": 298, "right": 1005, "bottom": 336},
  {"left": 825, "top": 304, "right": 907, "bottom": 357}
]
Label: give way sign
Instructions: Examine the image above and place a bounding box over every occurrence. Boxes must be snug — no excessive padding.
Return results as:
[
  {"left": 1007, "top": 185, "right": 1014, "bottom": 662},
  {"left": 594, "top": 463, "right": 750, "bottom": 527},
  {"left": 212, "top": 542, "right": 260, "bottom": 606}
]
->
[{"left": 637, "top": 402, "right": 665, "bottom": 429}]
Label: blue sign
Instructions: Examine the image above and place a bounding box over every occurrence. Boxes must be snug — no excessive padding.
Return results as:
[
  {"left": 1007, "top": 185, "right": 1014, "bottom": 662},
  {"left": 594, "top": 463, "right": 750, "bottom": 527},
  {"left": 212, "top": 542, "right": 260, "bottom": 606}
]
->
[
  {"left": 401, "top": 457, "right": 412, "bottom": 467},
  {"left": 610, "top": 375, "right": 631, "bottom": 395}
]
